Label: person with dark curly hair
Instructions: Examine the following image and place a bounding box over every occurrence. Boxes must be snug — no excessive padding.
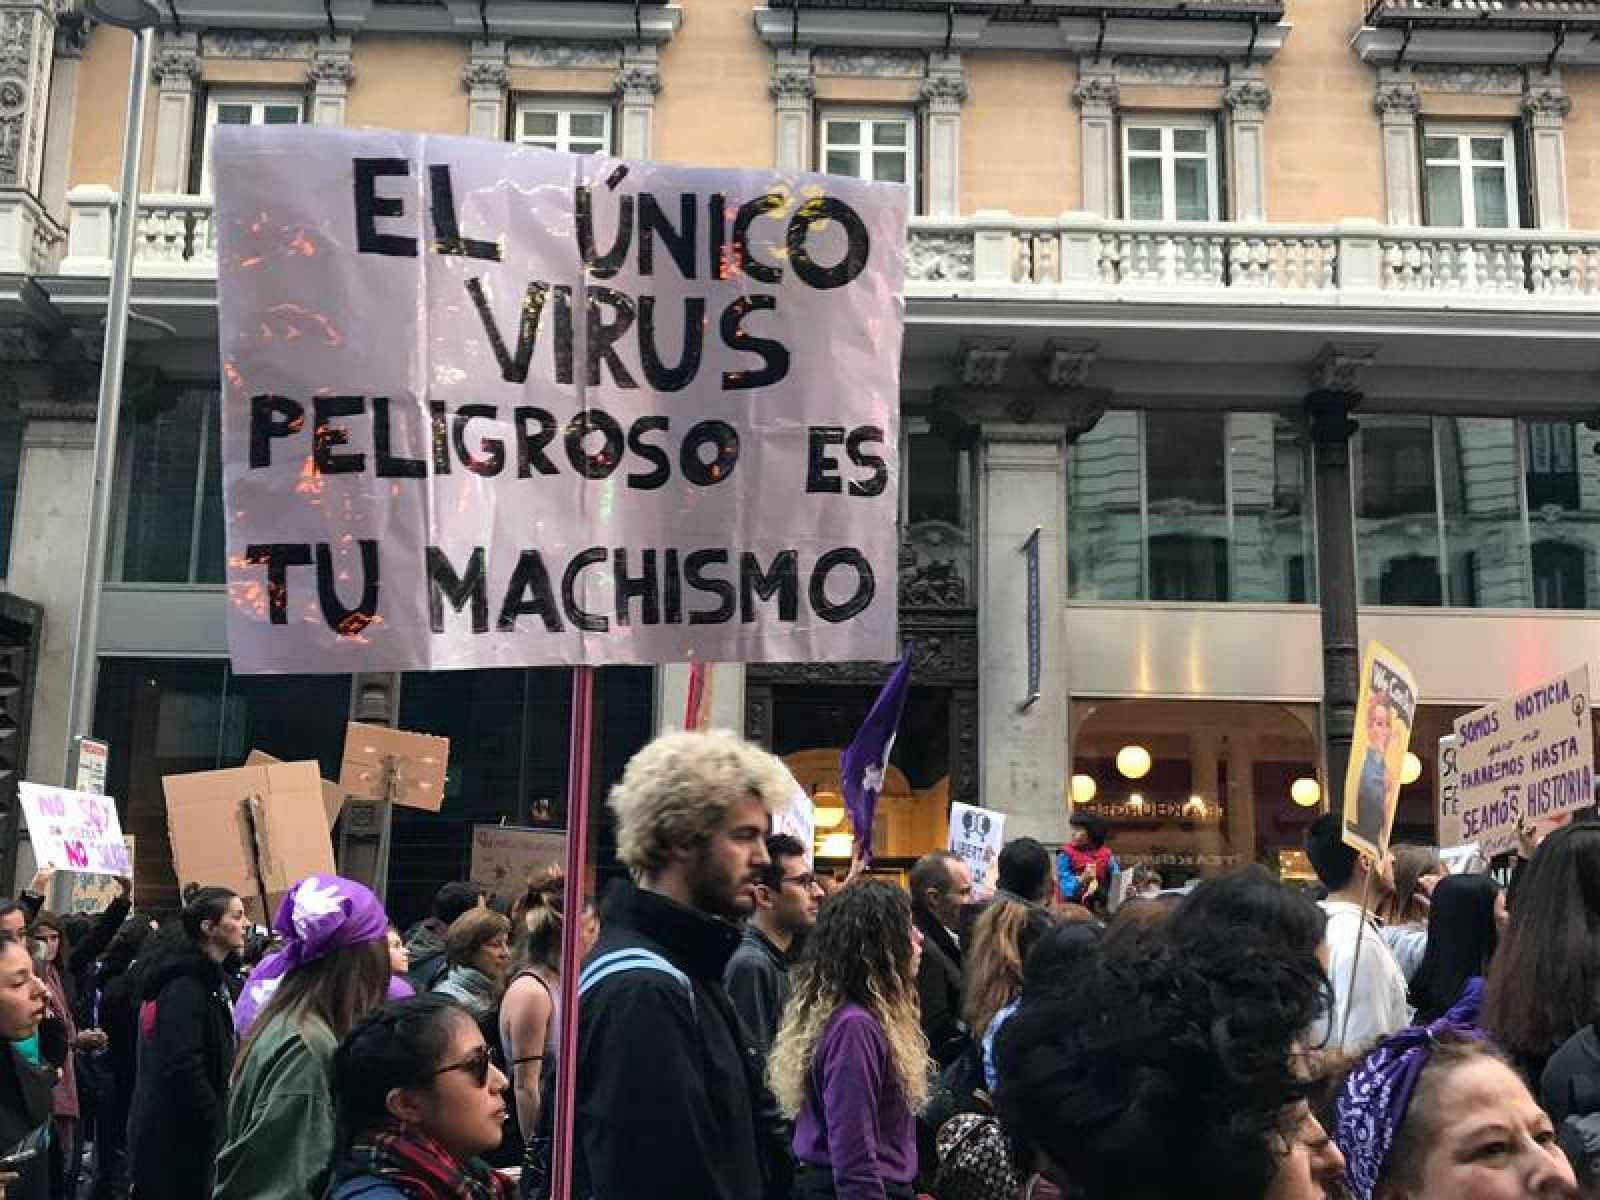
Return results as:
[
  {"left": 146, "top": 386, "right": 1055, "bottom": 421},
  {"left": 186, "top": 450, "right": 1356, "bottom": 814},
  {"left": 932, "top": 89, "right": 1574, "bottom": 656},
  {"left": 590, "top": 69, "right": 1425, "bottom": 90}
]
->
[
  {"left": 769, "top": 880, "right": 929, "bottom": 1200},
  {"left": 992, "top": 925, "right": 1343, "bottom": 1200}
]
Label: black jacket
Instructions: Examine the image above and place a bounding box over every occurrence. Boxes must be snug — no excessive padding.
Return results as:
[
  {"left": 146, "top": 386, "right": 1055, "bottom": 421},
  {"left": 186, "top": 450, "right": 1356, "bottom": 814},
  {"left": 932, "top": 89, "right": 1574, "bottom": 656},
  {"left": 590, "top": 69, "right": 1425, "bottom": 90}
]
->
[
  {"left": 126, "top": 943, "right": 237, "bottom": 1200},
  {"left": 0, "top": 1043, "right": 54, "bottom": 1200},
  {"left": 575, "top": 882, "right": 789, "bottom": 1200},
  {"left": 724, "top": 925, "right": 791, "bottom": 1062},
  {"left": 914, "top": 905, "right": 967, "bottom": 1069}
]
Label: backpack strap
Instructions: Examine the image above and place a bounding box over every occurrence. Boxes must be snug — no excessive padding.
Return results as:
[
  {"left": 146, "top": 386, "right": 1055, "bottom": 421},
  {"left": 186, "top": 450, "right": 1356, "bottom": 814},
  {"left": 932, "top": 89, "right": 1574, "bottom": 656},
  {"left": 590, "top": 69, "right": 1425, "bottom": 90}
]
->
[{"left": 578, "top": 948, "right": 695, "bottom": 1016}]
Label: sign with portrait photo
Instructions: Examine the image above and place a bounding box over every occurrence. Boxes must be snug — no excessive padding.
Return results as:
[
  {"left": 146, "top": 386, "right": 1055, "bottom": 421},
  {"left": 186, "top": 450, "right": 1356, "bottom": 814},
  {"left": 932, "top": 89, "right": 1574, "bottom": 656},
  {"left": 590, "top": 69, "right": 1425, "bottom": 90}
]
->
[{"left": 1341, "top": 642, "right": 1419, "bottom": 859}]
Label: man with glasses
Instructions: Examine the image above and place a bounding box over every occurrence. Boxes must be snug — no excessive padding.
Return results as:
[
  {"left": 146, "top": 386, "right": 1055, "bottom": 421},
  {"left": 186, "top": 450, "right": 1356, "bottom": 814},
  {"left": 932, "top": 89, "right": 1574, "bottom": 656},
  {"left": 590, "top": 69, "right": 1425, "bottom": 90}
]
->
[{"left": 725, "top": 833, "right": 823, "bottom": 1060}]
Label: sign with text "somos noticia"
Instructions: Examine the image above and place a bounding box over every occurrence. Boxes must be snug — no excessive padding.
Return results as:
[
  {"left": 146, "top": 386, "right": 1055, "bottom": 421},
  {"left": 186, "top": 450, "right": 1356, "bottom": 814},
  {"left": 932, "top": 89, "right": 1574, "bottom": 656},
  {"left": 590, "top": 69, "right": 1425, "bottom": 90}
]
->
[{"left": 214, "top": 127, "right": 908, "bottom": 673}]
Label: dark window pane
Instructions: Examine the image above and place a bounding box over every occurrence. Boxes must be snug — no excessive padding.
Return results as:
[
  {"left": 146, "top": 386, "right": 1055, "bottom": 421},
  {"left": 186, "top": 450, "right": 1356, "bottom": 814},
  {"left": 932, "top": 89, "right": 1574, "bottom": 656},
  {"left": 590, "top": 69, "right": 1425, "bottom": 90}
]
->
[
  {"left": 117, "top": 392, "right": 204, "bottom": 582},
  {"left": 1380, "top": 555, "right": 1443, "bottom": 605},
  {"left": 1148, "top": 533, "right": 1229, "bottom": 602},
  {"left": 1147, "top": 412, "right": 1225, "bottom": 510},
  {"left": 1526, "top": 421, "right": 1580, "bottom": 511},
  {"left": 0, "top": 401, "right": 22, "bottom": 575},
  {"left": 907, "top": 432, "right": 963, "bottom": 528},
  {"left": 1359, "top": 423, "right": 1436, "bottom": 519},
  {"left": 1533, "top": 541, "right": 1587, "bottom": 609},
  {"left": 195, "top": 406, "right": 224, "bottom": 583}
]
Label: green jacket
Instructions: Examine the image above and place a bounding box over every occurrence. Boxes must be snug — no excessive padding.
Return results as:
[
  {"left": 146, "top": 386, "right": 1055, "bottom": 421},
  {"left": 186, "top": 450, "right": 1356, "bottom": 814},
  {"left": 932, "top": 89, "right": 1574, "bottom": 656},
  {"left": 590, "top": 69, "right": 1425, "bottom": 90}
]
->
[{"left": 212, "top": 1013, "right": 339, "bottom": 1200}]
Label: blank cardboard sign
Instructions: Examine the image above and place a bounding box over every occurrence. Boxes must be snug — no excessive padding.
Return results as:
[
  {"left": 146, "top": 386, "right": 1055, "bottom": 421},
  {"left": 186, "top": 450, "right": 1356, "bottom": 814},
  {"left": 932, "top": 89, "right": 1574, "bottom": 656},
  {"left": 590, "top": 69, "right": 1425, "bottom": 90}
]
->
[
  {"left": 162, "top": 760, "right": 336, "bottom": 918},
  {"left": 244, "top": 749, "right": 344, "bottom": 828},
  {"left": 339, "top": 723, "right": 448, "bottom": 811}
]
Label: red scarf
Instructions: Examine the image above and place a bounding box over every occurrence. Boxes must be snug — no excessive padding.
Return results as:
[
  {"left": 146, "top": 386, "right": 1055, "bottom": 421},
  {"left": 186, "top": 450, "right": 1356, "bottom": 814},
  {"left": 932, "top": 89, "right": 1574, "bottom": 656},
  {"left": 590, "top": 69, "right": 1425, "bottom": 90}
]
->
[{"left": 337, "top": 1121, "right": 515, "bottom": 1200}]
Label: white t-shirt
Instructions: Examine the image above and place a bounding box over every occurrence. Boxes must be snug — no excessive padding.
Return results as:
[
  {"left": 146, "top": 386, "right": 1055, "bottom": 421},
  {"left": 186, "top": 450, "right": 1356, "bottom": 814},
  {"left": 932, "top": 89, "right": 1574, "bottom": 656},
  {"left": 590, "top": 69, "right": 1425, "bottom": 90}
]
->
[{"left": 1316, "top": 900, "right": 1411, "bottom": 1053}]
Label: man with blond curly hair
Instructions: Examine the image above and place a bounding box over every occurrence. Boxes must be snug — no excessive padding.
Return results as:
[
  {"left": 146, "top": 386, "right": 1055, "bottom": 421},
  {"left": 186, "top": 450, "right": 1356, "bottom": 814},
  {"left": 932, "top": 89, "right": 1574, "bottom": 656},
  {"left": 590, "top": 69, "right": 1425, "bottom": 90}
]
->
[{"left": 574, "top": 730, "right": 794, "bottom": 1200}]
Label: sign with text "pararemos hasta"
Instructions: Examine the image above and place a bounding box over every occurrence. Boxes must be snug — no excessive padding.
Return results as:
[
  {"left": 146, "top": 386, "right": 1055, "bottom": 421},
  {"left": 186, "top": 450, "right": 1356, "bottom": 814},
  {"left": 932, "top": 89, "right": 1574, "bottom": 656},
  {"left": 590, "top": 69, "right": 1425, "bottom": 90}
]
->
[{"left": 214, "top": 126, "right": 908, "bottom": 672}]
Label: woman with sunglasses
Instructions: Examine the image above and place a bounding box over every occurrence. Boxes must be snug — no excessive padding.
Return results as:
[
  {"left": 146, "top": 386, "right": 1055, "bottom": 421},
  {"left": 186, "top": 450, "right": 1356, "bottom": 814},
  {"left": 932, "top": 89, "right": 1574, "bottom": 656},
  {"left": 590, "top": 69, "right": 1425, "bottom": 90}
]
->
[{"left": 326, "top": 994, "right": 515, "bottom": 1200}]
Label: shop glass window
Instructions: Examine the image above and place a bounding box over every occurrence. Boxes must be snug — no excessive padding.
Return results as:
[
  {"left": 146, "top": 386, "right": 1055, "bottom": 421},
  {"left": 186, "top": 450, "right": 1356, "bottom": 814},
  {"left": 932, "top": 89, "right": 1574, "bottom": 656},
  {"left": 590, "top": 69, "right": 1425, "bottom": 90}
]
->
[
  {"left": 1122, "top": 119, "right": 1219, "bottom": 222},
  {"left": 1522, "top": 419, "right": 1600, "bottom": 611},
  {"left": 1422, "top": 127, "right": 1518, "bottom": 229},
  {"left": 820, "top": 113, "right": 914, "bottom": 187},
  {"left": 1068, "top": 411, "right": 1314, "bottom": 604},
  {"left": 514, "top": 103, "right": 612, "bottom": 155},
  {"left": 1438, "top": 417, "right": 1527, "bottom": 607},
  {"left": 200, "top": 91, "right": 303, "bottom": 194},
  {"left": 112, "top": 389, "right": 223, "bottom": 584}
]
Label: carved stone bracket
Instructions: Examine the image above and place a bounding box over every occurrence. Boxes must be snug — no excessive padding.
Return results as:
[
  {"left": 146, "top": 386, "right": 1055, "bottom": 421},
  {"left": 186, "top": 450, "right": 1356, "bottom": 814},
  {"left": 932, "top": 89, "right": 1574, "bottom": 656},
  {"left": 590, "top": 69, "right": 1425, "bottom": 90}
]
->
[
  {"left": 1523, "top": 87, "right": 1573, "bottom": 119},
  {"left": 308, "top": 54, "right": 355, "bottom": 87},
  {"left": 1223, "top": 80, "right": 1272, "bottom": 117},
  {"left": 920, "top": 73, "right": 968, "bottom": 107},
  {"left": 1373, "top": 83, "right": 1421, "bottom": 116},
  {"left": 959, "top": 340, "right": 1011, "bottom": 388},
  {"left": 151, "top": 46, "right": 200, "bottom": 86},
  {"left": 615, "top": 62, "right": 662, "bottom": 99},
  {"left": 1044, "top": 340, "right": 1097, "bottom": 390},
  {"left": 461, "top": 60, "right": 510, "bottom": 91},
  {"left": 769, "top": 64, "right": 815, "bottom": 102},
  {"left": 1071, "top": 76, "right": 1121, "bottom": 113},
  {"left": 1310, "top": 343, "right": 1378, "bottom": 395}
]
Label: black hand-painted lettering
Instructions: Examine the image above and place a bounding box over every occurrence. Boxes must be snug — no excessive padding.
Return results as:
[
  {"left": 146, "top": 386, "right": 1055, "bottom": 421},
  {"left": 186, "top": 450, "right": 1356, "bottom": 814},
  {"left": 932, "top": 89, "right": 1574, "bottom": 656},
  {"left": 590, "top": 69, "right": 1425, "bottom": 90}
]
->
[
  {"left": 614, "top": 548, "right": 661, "bottom": 626},
  {"left": 465, "top": 277, "right": 548, "bottom": 385},
  {"left": 740, "top": 550, "right": 799, "bottom": 622},
  {"left": 684, "top": 549, "right": 735, "bottom": 624},
  {"left": 372, "top": 397, "right": 426, "bottom": 478},
  {"left": 575, "top": 186, "right": 633, "bottom": 279},
  {"left": 312, "top": 395, "right": 366, "bottom": 475},
  {"left": 514, "top": 407, "right": 559, "bottom": 477},
  {"left": 561, "top": 548, "right": 609, "bottom": 632},
  {"left": 249, "top": 394, "right": 304, "bottom": 469},
  {"left": 806, "top": 426, "right": 845, "bottom": 493},
  {"left": 810, "top": 548, "right": 874, "bottom": 623},
  {"left": 353, "top": 157, "right": 417, "bottom": 257},
  {"left": 497, "top": 551, "right": 563, "bottom": 632},
  {"left": 638, "top": 193, "right": 697, "bottom": 279},
  {"left": 788, "top": 197, "right": 871, "bottom": 290},
  {"left": 244, "top": 543, "right": 312, "bottom": 624},
  {"left": 720, "top": 295, "right": 789, "bottom": 389},
  {"left": 637, "top": 295, "right": 705, "bottom": 393},
  {"left": 425, "top": 545, "right": 488, "bottom": 633},
  {"left": 626, "top": 416, "right": 671, "bottom": 490},
  {"left": 428, "top": 164, "right": 500, "bottom": 260},
  {"left": 316, "top": 540, "right": 380, "bottom": 636},
  {"left": 846, "top": 425, "right": 888, "bottom": 497},
  {"left": 680, "top": 420, "right": 739, "bottom": 486},
  {"left": 451, "top": 404, "right": 505, "bottom": 477}
]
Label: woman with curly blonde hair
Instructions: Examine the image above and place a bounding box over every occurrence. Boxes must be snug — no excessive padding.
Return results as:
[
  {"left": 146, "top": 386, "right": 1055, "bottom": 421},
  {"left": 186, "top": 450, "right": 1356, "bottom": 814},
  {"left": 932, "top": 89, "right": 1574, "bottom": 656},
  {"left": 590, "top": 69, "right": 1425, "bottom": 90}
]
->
[{"left": 769, "top": 880, "right": 930, "bottom": 1200}]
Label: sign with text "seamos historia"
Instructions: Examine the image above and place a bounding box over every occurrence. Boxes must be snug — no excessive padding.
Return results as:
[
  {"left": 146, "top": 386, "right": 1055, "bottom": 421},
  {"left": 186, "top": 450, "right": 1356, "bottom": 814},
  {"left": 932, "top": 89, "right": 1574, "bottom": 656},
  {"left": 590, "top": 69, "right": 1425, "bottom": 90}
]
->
[
  {"left": 214, "top": 126, "right": 908, "bottom": 672},
  {"left": 1451, "top": 665, "right": 1594, "bottom": 856}
]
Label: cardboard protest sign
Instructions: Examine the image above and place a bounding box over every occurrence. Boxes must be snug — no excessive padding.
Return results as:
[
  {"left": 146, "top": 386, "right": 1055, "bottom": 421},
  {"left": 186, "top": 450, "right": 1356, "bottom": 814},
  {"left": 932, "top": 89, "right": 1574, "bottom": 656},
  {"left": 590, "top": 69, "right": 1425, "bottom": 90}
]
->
[
  {"left": 948, "top": 801, "right": 1005, "bottom": 901},
  {"left": 1451, "top": 665, "right": 1594, "bottom": 857},
  {"left": 59, "top": 839, "right": 135, "bottom": 915},
  {"left": 162, "top": 760, "right": 336, "bottom": 918},
  {"left": 1342, "top": 642, "right": 1419, "bottom": 859},
  {"left": 469, "top": 825, "right": 565, "bottom": 903},
  {"left": 245, "top": 749, "right": 345, "bottom": 828},
  {"left": 338, "top": 722, "right": 448, "bottom": 811},
  {"left": 214, "top": 126, "right": 908, "bottom": 673},
  {"left": 19, "top": 783, "right": 132, "bottom": 875},
  {"left": 1438, "top": 735, "right": 1463, "bottom": 850}
]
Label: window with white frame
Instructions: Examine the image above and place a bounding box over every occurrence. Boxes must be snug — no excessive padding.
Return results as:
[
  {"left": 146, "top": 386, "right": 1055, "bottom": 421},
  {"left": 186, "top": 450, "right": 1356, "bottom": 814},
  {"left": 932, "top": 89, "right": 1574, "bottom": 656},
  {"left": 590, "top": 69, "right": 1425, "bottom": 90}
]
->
[
  {"left": 1121, "top": 118, "right": 1219, "bottom": 222},
  {"left": 819, "top": 112, "right": 914, "bottom": 188},
  {"left": 513, "top": 102, "right": 612, "bottom": 155},
  {"left": 199, "top": 91, "right": 303, "bottom": 194},
  {"left": 1421, "top": 126, "right": 1519, "bottom": 229}
]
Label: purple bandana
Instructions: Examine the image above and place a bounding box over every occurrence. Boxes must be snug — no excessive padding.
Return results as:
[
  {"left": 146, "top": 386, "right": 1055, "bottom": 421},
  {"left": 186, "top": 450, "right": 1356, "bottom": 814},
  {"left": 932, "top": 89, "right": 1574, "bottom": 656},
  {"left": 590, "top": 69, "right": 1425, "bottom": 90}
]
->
[
  {"left": 233, "top": 874, "right": 390, "bottom": 1036},
  {"left": 1334, "top": 977, "right": 1487, "bottom": 1200}
]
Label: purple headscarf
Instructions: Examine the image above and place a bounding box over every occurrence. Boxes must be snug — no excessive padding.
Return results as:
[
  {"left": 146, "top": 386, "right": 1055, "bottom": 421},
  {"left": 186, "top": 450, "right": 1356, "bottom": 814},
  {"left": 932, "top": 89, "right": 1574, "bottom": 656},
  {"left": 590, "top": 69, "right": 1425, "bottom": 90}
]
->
[
  {"left": 233, "top": 874, "right": 391, "bottom": 1036},
  {"left": 1334, "top": 977, "right": 1488, "bottom": 1200}
]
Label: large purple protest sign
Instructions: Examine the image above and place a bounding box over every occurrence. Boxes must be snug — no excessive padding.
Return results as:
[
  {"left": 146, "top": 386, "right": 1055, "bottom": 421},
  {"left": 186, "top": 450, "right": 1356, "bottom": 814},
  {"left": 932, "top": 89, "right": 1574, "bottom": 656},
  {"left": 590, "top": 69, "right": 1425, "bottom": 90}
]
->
[{"left": 214, "top": 126, "right": 907, "bottom": 672}]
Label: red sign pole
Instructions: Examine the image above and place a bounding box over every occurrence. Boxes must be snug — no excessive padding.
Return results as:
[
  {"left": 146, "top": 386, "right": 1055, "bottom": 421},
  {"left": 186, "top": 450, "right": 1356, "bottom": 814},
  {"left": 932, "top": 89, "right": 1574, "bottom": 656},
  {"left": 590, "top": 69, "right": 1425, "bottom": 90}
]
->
[{"left": 549, "top": 664, "right": 594, "bottom": 1199}]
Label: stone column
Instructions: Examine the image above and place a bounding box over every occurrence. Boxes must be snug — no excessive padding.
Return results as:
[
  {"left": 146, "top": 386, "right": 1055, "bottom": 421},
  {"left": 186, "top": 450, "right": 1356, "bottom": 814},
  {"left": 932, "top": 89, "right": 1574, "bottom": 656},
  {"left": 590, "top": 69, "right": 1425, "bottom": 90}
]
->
[
  {"left": 1223, "top": 72, "right": 1271, "bottom": 222},
  {"left": 462, "top": 40, "right": 509, "bottom": 141},
  {"left": 7, "top": 393, "right": 96, "bottom": 790},
  {"left": 1374, "top": 79, "right": 1422, "bottom": 226},
  {"left": 1071, "top": 66, "right": 1120, "bottom": 218},
  {"left": 1305, "top": 345, "right": 1374, "bottom": 799},
  {"left": 1524, "top": 76, "right": 1572, "bottom": 231},
  {"left": 149, "top": 32, "right": 200, "bottom": 194},
  {"left": 770, "top": 47, "right": 813, "bottom": 173},
  {"left": 922, "top": 53, "right": 967, "bottom": 217},
  {"left": 614, "top": 45, "right": 662, "bottom": 159},
  {"left": 38, "top": 12, "right": 87, "bottom": 215},
  {"left": 0, "top": 1, "right": 59, "bottom": 196},
  {"left": 307, "top": 35, "right": 354, "bottom": 127}
]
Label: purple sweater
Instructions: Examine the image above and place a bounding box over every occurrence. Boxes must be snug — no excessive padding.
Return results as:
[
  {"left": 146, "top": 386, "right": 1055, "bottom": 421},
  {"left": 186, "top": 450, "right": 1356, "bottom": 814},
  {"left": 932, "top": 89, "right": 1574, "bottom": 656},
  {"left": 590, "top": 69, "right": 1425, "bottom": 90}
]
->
[{"left": 791, "top": 1003, "right": 917, "bottom": 1200}]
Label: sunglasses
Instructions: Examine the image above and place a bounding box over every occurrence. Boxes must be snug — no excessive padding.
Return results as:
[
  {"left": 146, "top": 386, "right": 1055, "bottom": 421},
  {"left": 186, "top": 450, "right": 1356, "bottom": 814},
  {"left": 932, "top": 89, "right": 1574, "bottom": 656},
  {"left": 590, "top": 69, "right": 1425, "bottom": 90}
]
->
[{"left": 430, "top": 1044, "right": 492, "bottom": 1089}]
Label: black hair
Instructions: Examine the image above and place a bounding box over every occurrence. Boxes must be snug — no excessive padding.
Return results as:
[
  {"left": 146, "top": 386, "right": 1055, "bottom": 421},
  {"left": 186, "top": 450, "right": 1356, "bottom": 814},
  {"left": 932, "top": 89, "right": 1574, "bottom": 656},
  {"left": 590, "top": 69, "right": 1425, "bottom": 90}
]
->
[
  {"left": 181, "top": 887, "right": 237, "bottom": 944},
  {"left": 997, "top": 838, "right": 1052, "bottom": 904},
  {"left": 1069, "top": 811, "right": 1109, "bottom": 849},
  {"left": 1100, "top": 896, "right": 1171, "bottom": 959},
  {"left": 432, "top": 882, "right": 481, "bottom": 926},
  {"left": 330, "top": 995, "right": 475, "bottom": 1159},
  {"left": 756, "top": 833, "right": 807, "bottom": 889},
  {"left": 1019, "top": 921, "right": 1101, "bottom": 1000},
  {"left": 1304, "top": 812, "right": 1358, "bottom": 892},
  {"left": 1168, "top": 865, "right": 1328, "bottom": 962},
  {"left": 1409, "top": 873, "right": 1500, "bottom": 1024},
  {"left": 993, "top": 926, "right": 1328, "bottom": 1200}
]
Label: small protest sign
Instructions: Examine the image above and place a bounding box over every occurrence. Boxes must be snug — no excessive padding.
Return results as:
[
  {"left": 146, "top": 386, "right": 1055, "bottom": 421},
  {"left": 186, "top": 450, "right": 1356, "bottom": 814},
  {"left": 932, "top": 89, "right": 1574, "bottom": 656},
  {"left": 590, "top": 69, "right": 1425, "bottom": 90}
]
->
[
  {"left": 469, "top": 825, "right": 566, "bottom": 903},
  {"left": 74, "top": 738, "right": 108, "bottom": 796},
  {"left": 61, "top": 840, "right": 135, "bottom": 915},
  {"left": 162, "top": 760, "right": 336, "bottom": 920},
  {"left": 1342, "top": 642, "right": 1419, "bottom": 859},
  {"left": 338, "top": 723, "right": 448, "bottom": 812},
  {"left": 1451, "top": 665, "right": 1594, "bottom": 857},
  {"left": 214, "top": 126, "right": 908, "bottom": 673},
  {"left": 19, "top": 783, "right": 131, "bottom": 876},
  {"left": 773, "top": 766, "right": 815, "bottom": 866},
  {"left": 1438, "top": 735, "right": 1463, "bottom": 850},
  {"left": 948, "top": 801, "right": 1005, "bottom": 901}
]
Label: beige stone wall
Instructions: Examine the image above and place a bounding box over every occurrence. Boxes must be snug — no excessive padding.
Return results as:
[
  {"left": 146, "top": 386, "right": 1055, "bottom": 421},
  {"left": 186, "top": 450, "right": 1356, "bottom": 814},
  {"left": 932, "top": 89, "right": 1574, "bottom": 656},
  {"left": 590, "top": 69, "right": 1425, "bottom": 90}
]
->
[
  {"left": 346, "top": 35, "right": 466, "bottom": 135},
  {"left": 654, "top": 0, "right": 773, "bottom": 167},
  {"left": 67, "top": 29, "right": 159, "bottom": 190},
  {"left": 1263, "top": 0, "right": 1384, "bottom": 222},
  {"left": 962, "top": 53, "right": 1076, "bottom": 217},
  {"left": 1564, "top": 69, "right": 1600, "bottom": 230}
]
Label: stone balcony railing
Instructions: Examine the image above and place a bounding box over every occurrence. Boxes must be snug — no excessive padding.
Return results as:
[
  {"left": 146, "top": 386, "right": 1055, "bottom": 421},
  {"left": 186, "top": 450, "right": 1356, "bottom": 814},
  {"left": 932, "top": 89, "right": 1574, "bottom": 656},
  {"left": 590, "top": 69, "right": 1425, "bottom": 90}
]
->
[
  {"left": 32, "top": 186, "right": 1600, "bottom": 307},
  {"left": 0, "top": 191, "right": 67, "bottom": 278}
]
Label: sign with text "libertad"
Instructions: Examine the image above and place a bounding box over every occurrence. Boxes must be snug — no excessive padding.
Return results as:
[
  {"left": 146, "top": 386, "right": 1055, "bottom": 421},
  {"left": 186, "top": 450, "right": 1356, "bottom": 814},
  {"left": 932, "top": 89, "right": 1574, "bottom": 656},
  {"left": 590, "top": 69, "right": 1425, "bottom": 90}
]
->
[{"left": 215, "top": 126, "right": 907, "bottom": 672}]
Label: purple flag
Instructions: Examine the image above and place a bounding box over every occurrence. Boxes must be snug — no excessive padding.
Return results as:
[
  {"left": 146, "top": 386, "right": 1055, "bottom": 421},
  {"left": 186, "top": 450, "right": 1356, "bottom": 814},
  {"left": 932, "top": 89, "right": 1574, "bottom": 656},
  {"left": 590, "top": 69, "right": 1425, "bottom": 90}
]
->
[{"left": 841, "top": 653, "right": 912, "bottom": 861}]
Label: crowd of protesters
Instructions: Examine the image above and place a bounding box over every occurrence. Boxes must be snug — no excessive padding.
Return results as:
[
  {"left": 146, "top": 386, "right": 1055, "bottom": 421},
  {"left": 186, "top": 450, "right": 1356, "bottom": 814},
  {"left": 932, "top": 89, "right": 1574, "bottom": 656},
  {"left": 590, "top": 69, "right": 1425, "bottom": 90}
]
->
[{"left": 0, "top": 727, "right": 1593, "bottom": 1199}]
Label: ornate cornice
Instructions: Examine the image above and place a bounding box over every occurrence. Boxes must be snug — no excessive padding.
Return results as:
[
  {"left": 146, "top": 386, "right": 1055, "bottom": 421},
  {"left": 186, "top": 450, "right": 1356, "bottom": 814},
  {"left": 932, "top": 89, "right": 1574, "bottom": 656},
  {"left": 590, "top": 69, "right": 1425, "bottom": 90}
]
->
[
  {"left": 199, "top": 31, "right": 314, "bottom": 61},
  {"left": 769, "top": 65, "right": 815, "bottom": 101},
  {"left": 21, "top": 400, "right": 96, "bottom": 422},
  {"left": 614, "top": 63, "right": 662, "bottom": 98},
  {"left": 307, "top": 54, "right": 355, "bottom": 88},
  {"left": 151, "top": 48, "right": 200, "bottom": 86},
  {"left": 921, "top": 73, "right": 968, "bottom": 105}
]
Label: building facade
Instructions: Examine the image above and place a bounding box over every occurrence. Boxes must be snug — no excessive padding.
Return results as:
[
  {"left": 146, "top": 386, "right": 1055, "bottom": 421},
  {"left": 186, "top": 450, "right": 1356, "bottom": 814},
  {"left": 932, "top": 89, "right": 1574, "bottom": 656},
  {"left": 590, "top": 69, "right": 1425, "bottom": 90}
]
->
[{"left": 3, "top": 0, "right": 1600, "bottom": 913}]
